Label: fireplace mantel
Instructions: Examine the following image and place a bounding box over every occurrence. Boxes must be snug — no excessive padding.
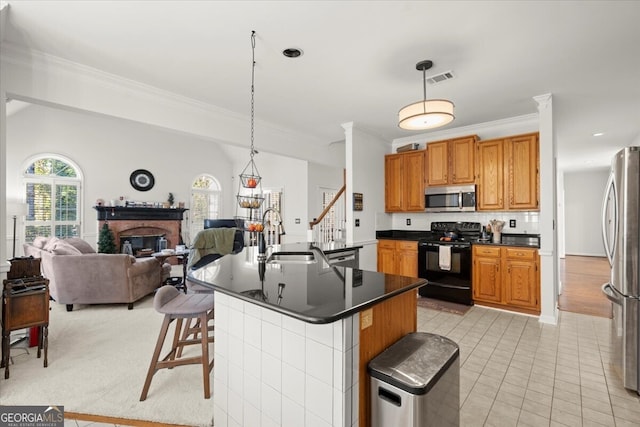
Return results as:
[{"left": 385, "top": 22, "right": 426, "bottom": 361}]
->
[{"left": 94, "top": 206, "right": 187, "bottom": 221}]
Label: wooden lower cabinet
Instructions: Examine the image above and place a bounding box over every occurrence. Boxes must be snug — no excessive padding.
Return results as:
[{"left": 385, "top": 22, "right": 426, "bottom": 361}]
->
[
  {"left": 377, "top": 239, "right": 418, "bottom": 277},
  {"left": 472, "top": 246, "right": 502, "bottom": 303},
  {"left": 472, "top": 245, "right": 540, "bottom": 314}
]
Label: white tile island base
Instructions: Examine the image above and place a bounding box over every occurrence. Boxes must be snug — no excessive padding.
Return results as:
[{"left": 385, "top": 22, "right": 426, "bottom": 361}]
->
[{"left": 212, "top": 292, "right": 360, "bottom": 427}]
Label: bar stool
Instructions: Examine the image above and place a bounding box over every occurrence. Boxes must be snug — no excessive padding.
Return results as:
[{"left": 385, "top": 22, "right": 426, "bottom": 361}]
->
[
  {"left": 140, "top": 285, "right": 214, "bottom": 401},
  {"left": 175, "top": 278, "right": 215, "bottom": 358}
]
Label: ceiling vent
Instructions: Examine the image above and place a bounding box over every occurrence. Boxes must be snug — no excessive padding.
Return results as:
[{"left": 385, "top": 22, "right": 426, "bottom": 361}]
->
[{"left": 426, "top": 71, "right": 455, "bottom": 85}]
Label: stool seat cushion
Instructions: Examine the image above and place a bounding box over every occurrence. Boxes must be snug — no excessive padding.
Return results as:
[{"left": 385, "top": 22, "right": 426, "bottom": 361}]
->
[{"left": 154, "top": 285, "right": 213, "bottom": 316}]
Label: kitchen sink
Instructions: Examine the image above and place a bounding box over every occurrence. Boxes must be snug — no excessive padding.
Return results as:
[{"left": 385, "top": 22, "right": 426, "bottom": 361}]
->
[{"left": 266, "top": 253, "right": 317, "bottom": 264}]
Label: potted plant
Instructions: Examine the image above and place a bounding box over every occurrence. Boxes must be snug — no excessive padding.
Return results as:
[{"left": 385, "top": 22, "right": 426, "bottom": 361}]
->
[{"left": 168, "top": 192, "right": 175, "bottom": 207}]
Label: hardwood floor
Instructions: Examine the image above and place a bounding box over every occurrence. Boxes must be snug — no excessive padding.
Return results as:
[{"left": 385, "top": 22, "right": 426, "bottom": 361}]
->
[{"left": 558, "top": 255, "right": 612, "bottom": 318}]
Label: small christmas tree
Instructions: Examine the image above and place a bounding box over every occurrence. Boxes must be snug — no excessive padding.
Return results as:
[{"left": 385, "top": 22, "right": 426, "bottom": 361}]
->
[{"left": 98, "top": 222, "right": 117, "bottom": 253}]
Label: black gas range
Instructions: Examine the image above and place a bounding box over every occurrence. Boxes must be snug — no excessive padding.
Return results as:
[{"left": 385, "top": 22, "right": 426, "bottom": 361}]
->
[{"left": 417, "top": 222, "right": 482, "bottom": 305}]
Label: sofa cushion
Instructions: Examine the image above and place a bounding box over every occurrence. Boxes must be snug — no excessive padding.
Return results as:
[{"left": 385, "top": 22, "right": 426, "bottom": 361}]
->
[
  {"left": 51, "top": 242, "right": 83, "bottom": 255},
  {"left": 32, "top": 236, "right": 50, "bottom": 249},
  {"left": 44, "top": 236, "right": 61, "bottom": 252},
  {"left": 63, "top": 237, "right": 96, "bottom": 254}
]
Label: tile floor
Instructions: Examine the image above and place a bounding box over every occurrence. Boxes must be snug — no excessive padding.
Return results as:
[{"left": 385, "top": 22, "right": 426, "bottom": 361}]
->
[
  {"left": 418, "top": 305, "right": 640, "bottom": 427},
  {"left": 64, "top": 304, "right": 640, "bottom": 426}
]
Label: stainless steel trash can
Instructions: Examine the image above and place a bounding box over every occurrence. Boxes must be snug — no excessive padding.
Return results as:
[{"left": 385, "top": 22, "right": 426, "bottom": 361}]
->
[{"left": 368, "top": 332, "right": 460, "bottom": 427}]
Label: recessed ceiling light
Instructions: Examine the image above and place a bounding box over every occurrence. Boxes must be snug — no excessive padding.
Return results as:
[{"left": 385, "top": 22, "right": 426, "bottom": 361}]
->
[
  {"left": 282, "top": 48, "right": 303, "bottom": 58},
  {"left": 593, "top": 132, "right": 604, "bottom": 137}
]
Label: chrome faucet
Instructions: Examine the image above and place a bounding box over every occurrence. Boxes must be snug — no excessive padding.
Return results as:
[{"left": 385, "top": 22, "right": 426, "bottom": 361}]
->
[
  {"left": 258, "top": 208, "right": 285, "bottom": 256},
  {"left": 262, "top": 208, "right": 286, "bottom": 238}
]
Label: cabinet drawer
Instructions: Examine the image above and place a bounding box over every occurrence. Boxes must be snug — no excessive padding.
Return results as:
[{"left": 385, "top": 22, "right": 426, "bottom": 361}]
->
[
  {"left": 378, "top": 240, "right": 396, "bottom": 250},
  {"left": 503, "top": 247, "right": 537, "bottom": 260},
  {"left": 397, "top": 241, "right": 417, "bottom": 251},
  {"left": 473, "top": 246, "right": 501, "bottom": 257}
]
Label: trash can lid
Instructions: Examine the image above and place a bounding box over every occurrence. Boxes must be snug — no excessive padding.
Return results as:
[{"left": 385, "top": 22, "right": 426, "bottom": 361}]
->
[{"left": 368, "top": 332, "right": 459, "bottom": 395}]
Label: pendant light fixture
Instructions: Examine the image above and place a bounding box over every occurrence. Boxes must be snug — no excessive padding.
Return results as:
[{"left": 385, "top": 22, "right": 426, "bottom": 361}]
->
[
  {"left": 398, "top": 60, "right": 455, "bottom": 130},
  {"left": 236, "top": 31, "right": 264, "bottom": 230}
]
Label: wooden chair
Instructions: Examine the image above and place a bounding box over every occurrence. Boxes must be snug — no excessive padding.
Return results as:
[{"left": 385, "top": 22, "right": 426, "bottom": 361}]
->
[{"left": 140, "top": 285, "right": 214, "bottom": 401}]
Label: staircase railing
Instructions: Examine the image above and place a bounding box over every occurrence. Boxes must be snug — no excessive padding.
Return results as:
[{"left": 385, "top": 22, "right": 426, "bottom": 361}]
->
[{"left": 308, "top": 183, "right": 346, "bottom": 244}]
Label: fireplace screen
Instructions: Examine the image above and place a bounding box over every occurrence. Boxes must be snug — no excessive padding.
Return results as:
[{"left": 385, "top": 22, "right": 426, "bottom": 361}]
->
[{"left": 120, "top": 234, "right": 164, "bottom": 256}]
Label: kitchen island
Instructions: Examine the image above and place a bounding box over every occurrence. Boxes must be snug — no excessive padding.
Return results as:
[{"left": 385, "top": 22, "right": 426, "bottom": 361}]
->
[{"left": 189, "top": 244, "right": 426, "bottom": 427}]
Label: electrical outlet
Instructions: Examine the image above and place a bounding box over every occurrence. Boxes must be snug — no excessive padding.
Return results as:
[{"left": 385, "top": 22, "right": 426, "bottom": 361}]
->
[
  {"left": 355, "top": 219, "right": 360, "bottom": 227},
  {"left": 510, "top": 219, "right": 516, "bottom": 228},
  {"left": 406, "top": 218, "right": 411, "bottom": 226},
  {"left": 295, "top": 218, "right": 300, "bottom": 224}
]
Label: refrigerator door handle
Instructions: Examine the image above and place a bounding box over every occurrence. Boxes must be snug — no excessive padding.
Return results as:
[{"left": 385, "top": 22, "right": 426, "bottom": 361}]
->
[
  {"left": 601, "top": 172, "right": 618, "bottom": 267},
  {"left": 602, "top": 283, "right": 623, "bottom": 305},
  {"left": 603, "top": 282, "right": 640, "bottom": 302}
]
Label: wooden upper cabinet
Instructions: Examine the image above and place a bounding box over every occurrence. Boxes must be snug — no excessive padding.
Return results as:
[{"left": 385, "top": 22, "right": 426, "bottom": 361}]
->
[
  {"left": 477, "top": 132, "right": 539, "bottom": 211},
  {"left": 450, "top": 136, "right": 477, "bottom": 184},
  {"left": 384, "top": 150, "right": 425, "bottom": 212},
  {"left": 426, "top": 135, "right": 477, "bottom": 187},
  {"left": 426, "top": 141, "right": 449, "bottom": 186},
  {"left": 506, "top": 133, "right": 539, "bottom": 210},
  {"left": 476, "top": 138, "right": 505, "bottom": 210},
  {"left": 385, "top": 155, "right": 403, "bottom": 212},
  {"left": 404, "top": 151, "right": 426, "bottom": 211}
]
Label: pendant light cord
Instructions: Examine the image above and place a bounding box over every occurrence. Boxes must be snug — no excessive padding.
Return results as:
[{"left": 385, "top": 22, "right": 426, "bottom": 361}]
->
[
  {"left": 250, "top": 30, "right": 256, "bottom": 160},
  {"left": 422, "top": 66, "right": 427, "bottom": 103}
]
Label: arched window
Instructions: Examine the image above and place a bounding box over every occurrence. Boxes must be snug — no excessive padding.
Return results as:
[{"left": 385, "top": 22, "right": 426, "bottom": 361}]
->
[
  {"left": 23, "top": 156, "right": 82, "bottom": 242},
  {"left": 189, "top": 175, "right": 221, "bottom": 244}
]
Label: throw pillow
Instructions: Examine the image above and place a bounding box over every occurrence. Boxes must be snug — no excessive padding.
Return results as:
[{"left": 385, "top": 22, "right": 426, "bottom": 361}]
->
[
  {"left": 64, "top": 237, "right": 96, "bottom": 254},
  {"left": 51, "top": 242, "right": 82, "bottom": 255},
  {"left": 43, "top": 236, "right": 61, "bottom": 252},
  {"left": 33, "top": 236, "right": 49, "bottom": 249}
]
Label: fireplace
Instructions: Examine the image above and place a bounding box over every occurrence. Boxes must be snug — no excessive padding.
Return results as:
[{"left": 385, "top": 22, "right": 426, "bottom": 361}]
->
[{"left": 94, "top": 206, "right": 187, "bottom": 260}]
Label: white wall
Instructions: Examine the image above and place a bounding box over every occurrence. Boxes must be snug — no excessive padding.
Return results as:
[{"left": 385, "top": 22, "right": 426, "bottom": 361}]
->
[
  {"left": 563, "top": 168, "right": 609, "bottom": 256},
  {"left": 6, "top": 102, "right": 234, "bottom": 251},
  {"left": 344, "top": 123, "right": 389, "bottom": 272}
]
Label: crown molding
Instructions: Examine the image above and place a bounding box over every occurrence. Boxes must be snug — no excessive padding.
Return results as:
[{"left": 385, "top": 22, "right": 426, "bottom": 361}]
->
[
  {"left": 1, "top": 42, "right": 328, "bottom": 147},
  {"left": 1, "top": 42, "right": 244, "bottom": 118},
  {"left": 392, "top": 113, "right": 539, "bottom": 146}
]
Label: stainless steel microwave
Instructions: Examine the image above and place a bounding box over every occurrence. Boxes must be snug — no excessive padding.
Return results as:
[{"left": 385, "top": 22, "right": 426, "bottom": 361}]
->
[{"left": 425, "top": 185, "right": 476, "bottom": 212}]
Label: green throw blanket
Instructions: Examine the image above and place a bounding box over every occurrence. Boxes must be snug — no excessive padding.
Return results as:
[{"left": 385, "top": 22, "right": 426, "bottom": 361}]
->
[{"left": 188, "top": 227, "right": 237, "bottom": 269}]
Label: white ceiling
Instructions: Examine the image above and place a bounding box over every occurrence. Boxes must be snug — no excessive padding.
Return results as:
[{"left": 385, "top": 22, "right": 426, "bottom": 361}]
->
[{"left": 2, "top": 0, "right": 639, "bottom": 171}]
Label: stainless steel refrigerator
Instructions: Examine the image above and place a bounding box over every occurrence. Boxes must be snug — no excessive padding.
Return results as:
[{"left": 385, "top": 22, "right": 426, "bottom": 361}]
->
[{"left": 601, "top": 146, "right": 640, "bottom": 394}]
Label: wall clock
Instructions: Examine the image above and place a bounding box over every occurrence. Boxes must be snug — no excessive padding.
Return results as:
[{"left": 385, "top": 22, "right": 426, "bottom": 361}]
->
[{"left": 130, "top": 169, "right": 155, "bottom": 191}]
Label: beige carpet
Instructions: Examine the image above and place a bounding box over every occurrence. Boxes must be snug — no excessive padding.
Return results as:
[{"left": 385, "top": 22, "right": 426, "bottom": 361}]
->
[{"left": 0, "top": 295, "right": 214, "bottom": 426}]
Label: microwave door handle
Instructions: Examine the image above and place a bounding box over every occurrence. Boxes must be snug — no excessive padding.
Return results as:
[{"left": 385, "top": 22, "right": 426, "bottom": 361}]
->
[{"left": 458, "top": 190, "right": 463, "bottom": 209}]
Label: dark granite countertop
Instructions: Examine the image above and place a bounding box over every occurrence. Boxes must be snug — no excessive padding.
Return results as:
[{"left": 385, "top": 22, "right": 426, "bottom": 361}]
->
[
  {"left": 473, "top": 233, "right": 540, "bottom": 248},
  {"left": 376, "top": 230, "right": 540, "bottom": 248},
  {"left": 188, "top": 246, "right": 426, "bottom": 324},
  {"left": 376, "top": 230, "right": 431, "bottom": 241},
  {"left": 271, "top": 241, "right": 363, "bottom": 255}
]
